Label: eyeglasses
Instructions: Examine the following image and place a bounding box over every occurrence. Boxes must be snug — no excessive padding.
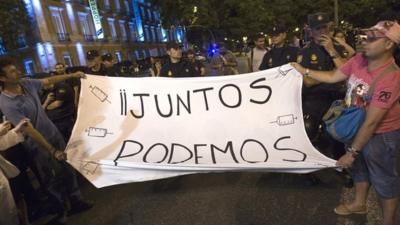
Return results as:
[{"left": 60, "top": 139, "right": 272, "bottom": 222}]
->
[{"left": 359, "top": 36, "right": 385, "bottom": 43}]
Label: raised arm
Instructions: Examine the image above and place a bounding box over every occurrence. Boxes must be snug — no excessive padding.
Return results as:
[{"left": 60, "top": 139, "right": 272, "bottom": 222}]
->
[
  {"left": 291, "top": 62, "right": 348, "bottom": 86},
  {"left": 41, "top": 72, "right": 85, "bottom": 87}
]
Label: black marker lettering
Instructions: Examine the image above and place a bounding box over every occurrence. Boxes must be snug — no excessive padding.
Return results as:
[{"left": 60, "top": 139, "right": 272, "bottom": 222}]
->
[
  {"left": 249, "top": 78, "right": 272, "bottom": 104},
  {"left": 219, "top": 84, "right": 242, "bottom": 108},
  {"left": 240, "top": 139, "right": 268, "bottom": 163},
  {"left": 130, "top": 93, "right": 150, "bottom": 118},
  {"left": 274, "top": 136, "right": 307, "bottom": 162},
  {"left": 193, "top": 87, "right": 214, "bottom": 111},
  {"left": 154, "top": 94, "right": 173, "bottom": 118},
  {"left": 210, "top": 141, "right": 238, "bottom": 164}
]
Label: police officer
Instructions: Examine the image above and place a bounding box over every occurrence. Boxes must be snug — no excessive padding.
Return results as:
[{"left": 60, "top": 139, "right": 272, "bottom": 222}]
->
[
  {"left": 85, "top": 50, "right": 108, "bottom": 76},
  {"left": 101, "top": 53, "right": 120, "bottom": 77},
  {"left": 187, "top": 49, "right": 206, "bottom": 76},
  {"left": 259, "top": 25, "right": 299, "bottom": 70},
  {"left": 159, "top": 42, "right": 199, "bottom": 77},
  {"left": 298, "top": 12, "right": 349, "bottom": 133},
  {"left": 299, "top": 13, "right": 351, "bottom": 186},
  {"left": 42, "top": 81, "right": 76, "bottom": 142}
]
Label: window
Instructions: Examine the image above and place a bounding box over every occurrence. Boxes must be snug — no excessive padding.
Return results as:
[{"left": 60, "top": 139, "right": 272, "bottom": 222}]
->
[
  {"left": 147, "top": 9, "right": 152, "bottom": 21},
  {"left": 114, "top": 0, "right": 121, "bottom": 12},
  {"left": 119, "top": 20, "right": 127, "bottom": 41},
  {"left": 17, "top": 34, "right": 28, "bottom": 47},
  {"left": 129, "top": 22, "right": 136, "bottom": 41},
  {"left": 157, "top": 26, "right": 163, "bottom": 42},
  {"left": 78, "top": 12, "right": 96, "bottom": 40},
  {"left": 104, "top": 0, "right": 111, "bottom": 10},
  {"left": 23, "top": 59, "right": 35, "bottom": 76},
  {"left": 135, "top": 50, "right": 140, "bottom": 59},
  {"left": 63, "top": 54, "right": 73, "bottom": 67},
  {"left": 140, "top": 6, "right": 145, "bottom": 19},
  {"left": 144, "top": 49, "right": 150, "bottom": 58},
  {"left": 124, "top": 0, "right": 130, "bottom": 14},
  {"left": 0, "top": 38, "right": 6, "bottom": 55},
  {"left": 115, "top": 51, "right": 122, "bottom": 62},
  {"left": 49, "top": 7, "right": 67, "bottom": 37},
  {"left": 108, "top": 18, "right": 117, "bottom": 40},
  {"left": 151, "top": 26, "right": 156, "bottom": 42},
  {"left": 144, "top": 25, "right": 150, "bottom": 42},
  {"left": 153, "top": 11, "right": 158, "bottom": 21}
]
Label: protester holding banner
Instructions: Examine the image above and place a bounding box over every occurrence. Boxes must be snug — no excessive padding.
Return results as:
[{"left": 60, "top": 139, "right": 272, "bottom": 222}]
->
[
  {"left": 0, "top": 58, "right": 93, "bottom": 225},
  {"left": 292, "top": 20, "right": 400, "bottom": 225}
]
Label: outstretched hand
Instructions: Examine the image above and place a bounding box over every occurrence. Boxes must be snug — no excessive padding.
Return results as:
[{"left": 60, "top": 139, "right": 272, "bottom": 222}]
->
[
  {"left": 0, "top": 121, "right": 12, "bottom": 136},
  {"left": 14, "top": 118, "right": 30, "bottom": 133}
]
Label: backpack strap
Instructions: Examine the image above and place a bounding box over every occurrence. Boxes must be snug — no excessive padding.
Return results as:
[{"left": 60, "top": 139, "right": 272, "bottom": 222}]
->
[{"left": 367, "top": 63, "right": 399, "bottom": 96}]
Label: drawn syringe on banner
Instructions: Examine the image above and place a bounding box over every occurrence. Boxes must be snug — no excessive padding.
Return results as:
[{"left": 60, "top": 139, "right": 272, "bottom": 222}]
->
[
  {"left": 89, "top": 85, "right": 111, "bottom": 104},
  {"left": 270, "top": 114, "right": 297, "bottom": 126},
  {"left": 85, "top": 127, "right": 113, "bottom": 138}
]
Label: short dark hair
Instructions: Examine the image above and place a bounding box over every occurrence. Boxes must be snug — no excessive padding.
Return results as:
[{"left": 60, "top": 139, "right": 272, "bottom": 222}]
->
[
  {"left": 0, "top": 58, "right": 14, "bottom": 76},
  {"left": 333, "top": 28, "right": 345, "bottom": 37},
  {"left": 55, "top": 62, "right": 65, "bottom": 67},
  {"left": 256, "top": 33, "right": 266, "bottom": 39}
]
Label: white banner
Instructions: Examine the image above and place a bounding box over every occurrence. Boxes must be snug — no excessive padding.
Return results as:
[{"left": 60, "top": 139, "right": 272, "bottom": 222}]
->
[
  {"left": 88, "top": 0, "right": 104, "bottom": 39},
  {"left": 66, "top": 64, "right": 337, "bottom": 188}
]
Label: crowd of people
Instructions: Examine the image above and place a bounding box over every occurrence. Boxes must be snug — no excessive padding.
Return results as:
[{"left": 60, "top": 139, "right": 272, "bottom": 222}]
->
[{"left": 0, "top": 10, "right": 399, "bottom": 225}]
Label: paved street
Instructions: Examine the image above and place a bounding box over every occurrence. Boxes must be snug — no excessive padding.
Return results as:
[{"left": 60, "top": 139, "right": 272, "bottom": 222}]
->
[{"left": 32, "top": 168, "right": 398, "bottom": 225}]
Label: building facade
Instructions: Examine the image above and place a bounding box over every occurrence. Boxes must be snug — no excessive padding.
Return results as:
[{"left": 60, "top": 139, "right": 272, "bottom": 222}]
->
[{"left": 2, "top": 0, "right": 185, "bottom": 75}]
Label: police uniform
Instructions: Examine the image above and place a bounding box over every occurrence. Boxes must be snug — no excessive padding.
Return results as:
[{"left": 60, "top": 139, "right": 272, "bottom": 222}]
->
[
  {"left": 160, "top": 42, "right": 199, "bottom": 77},
  {"left": 159, "top": 59, "right": 199, "bottom": 77},
  {"left": 44, "top": 82, "right": 76, "bottom": 142},
  {"left": 259, "top": 26, "right": 299, "bottom": 70},
  {"left": 299, "top": 27, "right": 348, "bottom": 121},
  {"left": 84, "top": 50, "right": 108, "bottom": 76},
  {"left": 190, "top": 60, "right": 205, "bottom": 75},
  {"left": 300, "top": 13, "right": 348, "bottom": 162},
  {"left": 84, "top": 63, "right": 108, "bottom": 76}
]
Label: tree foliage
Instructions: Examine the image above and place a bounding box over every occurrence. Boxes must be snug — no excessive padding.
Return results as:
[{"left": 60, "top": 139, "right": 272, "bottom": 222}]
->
[
  {"left": 152, "top": 0, "right": 400, "bottom": 40},
  {"left": 0, "top": 0, "right": 31, "bottom": 50}
]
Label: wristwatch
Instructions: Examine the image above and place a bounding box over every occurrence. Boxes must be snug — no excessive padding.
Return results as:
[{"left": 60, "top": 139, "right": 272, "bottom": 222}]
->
[
  {"left": 329, "top": 51, "right": 339, "bottom": 59},
  {"left": 304, "top": 69, "right": 311, "bottom": 77},
  {"left": 346, "top": 146, "right": 360, "bottom": 158}
]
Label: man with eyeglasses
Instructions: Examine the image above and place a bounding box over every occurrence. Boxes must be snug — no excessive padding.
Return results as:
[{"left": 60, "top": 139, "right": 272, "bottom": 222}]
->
[{"left": 292, "top": 20, "right": 400, "bottom": 225}]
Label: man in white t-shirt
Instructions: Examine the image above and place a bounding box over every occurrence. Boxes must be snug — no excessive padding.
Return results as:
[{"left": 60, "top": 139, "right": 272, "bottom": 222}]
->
[{"left": 247, "top": 34, "right": 268, "bottom": 72}]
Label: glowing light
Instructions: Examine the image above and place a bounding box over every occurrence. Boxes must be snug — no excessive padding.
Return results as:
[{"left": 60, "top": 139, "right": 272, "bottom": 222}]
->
[{"left": 76, "top": 42, "right": 86, "bottom": 66}]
